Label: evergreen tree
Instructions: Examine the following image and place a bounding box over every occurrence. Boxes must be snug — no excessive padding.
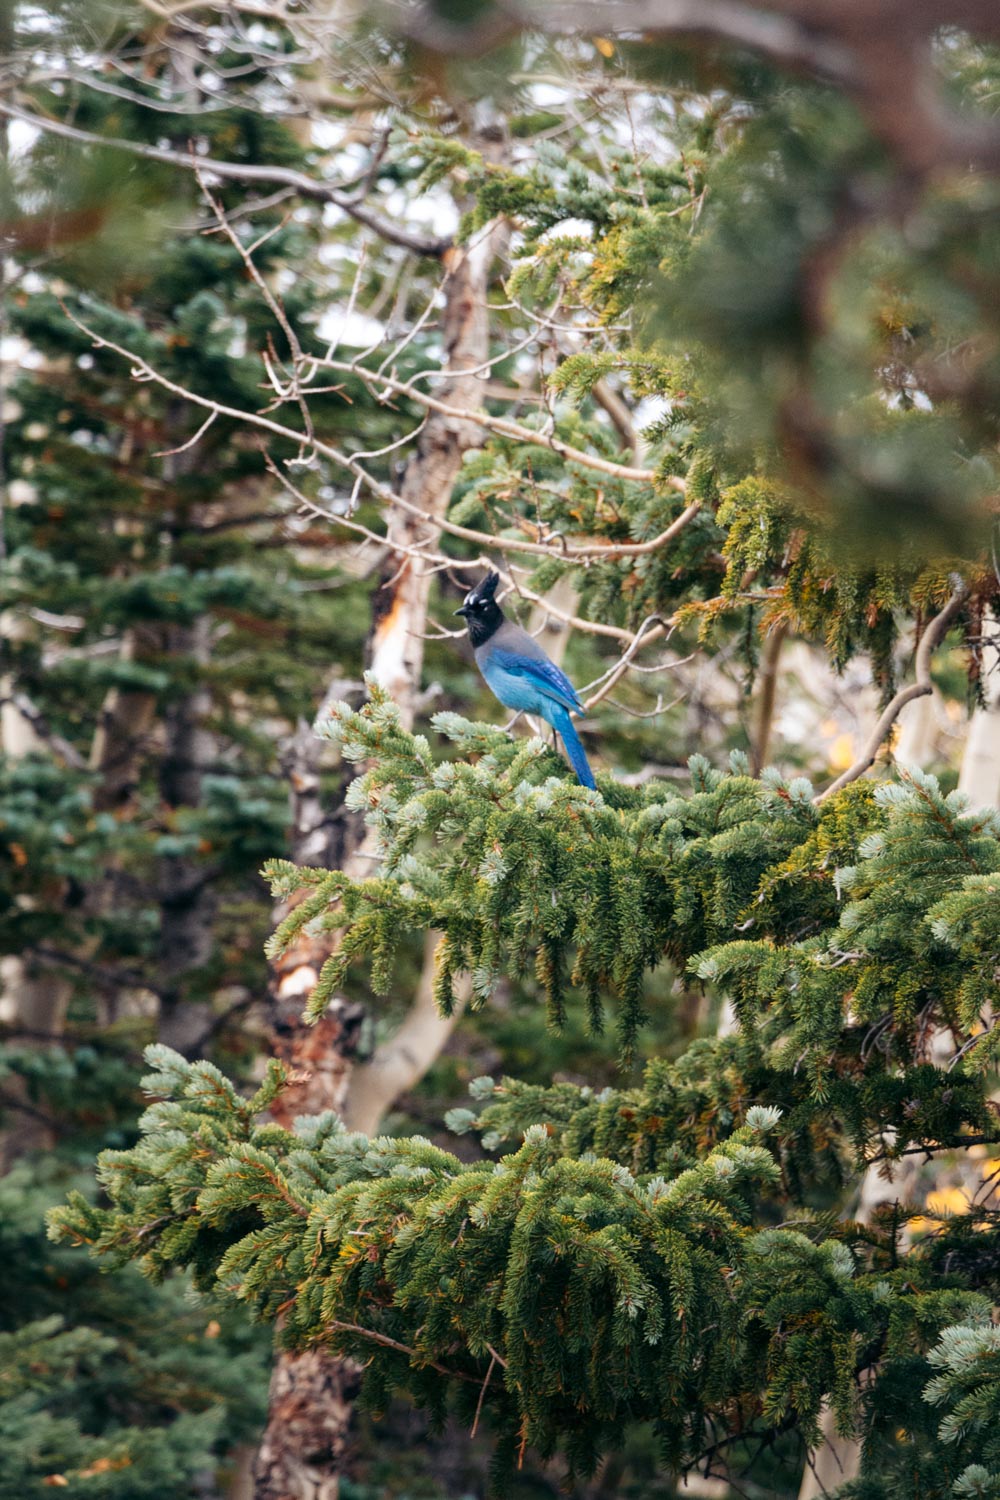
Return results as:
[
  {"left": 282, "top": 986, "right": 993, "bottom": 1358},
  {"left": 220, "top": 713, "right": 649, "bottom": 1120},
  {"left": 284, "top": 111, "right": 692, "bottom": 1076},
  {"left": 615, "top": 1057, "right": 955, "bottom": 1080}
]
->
[{"left": 0, "top": 4, "right": 377, "bottom": 1490}]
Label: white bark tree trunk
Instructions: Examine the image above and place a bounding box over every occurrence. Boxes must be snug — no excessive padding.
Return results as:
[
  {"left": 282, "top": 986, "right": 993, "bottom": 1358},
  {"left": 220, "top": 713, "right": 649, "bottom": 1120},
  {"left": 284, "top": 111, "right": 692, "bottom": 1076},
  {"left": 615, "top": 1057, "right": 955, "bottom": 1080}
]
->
[
  {"left": 958, "top": 614, "right": 1000, "bottom": 809},
  {"left": 254, "top": 145, "right": 508, "bottom": 1500}
]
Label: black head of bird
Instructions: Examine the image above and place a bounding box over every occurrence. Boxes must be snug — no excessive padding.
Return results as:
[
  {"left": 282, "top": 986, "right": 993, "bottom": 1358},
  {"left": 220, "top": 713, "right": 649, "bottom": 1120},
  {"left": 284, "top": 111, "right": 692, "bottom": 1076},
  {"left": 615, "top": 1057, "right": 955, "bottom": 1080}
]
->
[{"left": 455, "top": 570, "right": 503, "bottom": 647}]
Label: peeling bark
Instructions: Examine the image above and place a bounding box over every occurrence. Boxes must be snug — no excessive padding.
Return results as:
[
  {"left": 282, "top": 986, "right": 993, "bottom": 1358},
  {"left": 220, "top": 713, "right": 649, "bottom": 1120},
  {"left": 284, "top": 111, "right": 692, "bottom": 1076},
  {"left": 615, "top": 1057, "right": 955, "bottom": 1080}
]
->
[
  {"left": 253, "top": 1352, "right": 363, "bottom": 1500},
  {"left": 255, "top": 695, "right": 369, "bottom": 1499},
  {"left": 255, "top": 160, "right": 507, "bottom": 1496}
]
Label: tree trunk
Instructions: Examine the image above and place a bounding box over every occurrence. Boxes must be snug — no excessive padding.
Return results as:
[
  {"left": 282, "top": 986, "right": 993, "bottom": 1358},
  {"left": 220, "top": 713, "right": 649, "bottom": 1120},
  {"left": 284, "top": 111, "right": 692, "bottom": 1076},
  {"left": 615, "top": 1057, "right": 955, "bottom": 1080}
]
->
[
  {"left": 88, "top": 625, "right": 161, "bottom": 811},
  {"left": 253, "top": 149, "right": 508, "bottom": 1500},
  {"left": 367, "top": 166, "right": 508, "bottom": 720},
  {"left": 958, "top": 614, "right": 1000, "bottom": 809},
  {"left": 343, "top": 929, "right": 464, "bottom": 1135},
  {"left": 750, "top": 620, "right": 788, "bottom": 776},
  {"left": 155, "top": 617, "right": 220, "bottom": 1055},
  {"left": 0, "top": 687, "right": 73, "bottom": 1168},
  {"left": 254, "top": 1352, "right": 362, "bottom": 1500}
]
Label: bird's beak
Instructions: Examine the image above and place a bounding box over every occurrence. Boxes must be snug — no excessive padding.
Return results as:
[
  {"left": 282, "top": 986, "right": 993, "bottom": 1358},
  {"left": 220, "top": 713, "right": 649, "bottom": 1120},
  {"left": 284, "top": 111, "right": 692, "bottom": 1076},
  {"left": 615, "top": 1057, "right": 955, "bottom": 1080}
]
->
[{"left": 454, "top": 606, "right": 468, "bottom": 617}]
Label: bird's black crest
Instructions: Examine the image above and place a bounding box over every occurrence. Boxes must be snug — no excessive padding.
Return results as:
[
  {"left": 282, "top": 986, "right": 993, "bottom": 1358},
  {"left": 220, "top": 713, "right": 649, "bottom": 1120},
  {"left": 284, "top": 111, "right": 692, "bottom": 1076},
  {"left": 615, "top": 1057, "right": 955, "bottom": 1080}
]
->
[{"left": 465, "top": 570, "right": 500, "bottom": 609}]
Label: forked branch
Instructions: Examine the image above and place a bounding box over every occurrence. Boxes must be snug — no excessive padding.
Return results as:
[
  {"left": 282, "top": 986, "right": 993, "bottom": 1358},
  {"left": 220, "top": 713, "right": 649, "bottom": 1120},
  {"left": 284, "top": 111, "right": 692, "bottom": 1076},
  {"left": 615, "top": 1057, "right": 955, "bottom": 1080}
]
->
[{"left": 815, "top": 579, "right": 968, "bottom": 803}]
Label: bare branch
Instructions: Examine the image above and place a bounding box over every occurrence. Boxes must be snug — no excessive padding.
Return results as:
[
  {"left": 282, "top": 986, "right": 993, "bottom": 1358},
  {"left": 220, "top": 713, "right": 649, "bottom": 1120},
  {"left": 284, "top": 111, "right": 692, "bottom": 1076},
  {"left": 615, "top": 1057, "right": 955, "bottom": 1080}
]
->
[
  {"left": 62, "top": 302, "right": 698, "bottom": 565},
  {"left": 326, "top": 1321, "right": 480, "bottom": 1384},
  {"left": 582, "top": 616, "right": 674, "bottom": 706},
  {"left": 317, "top": 355, "right": 675, "bottom": 488},
  {"left": 0, "top": 102, "right": 452, "bottom": 257},
  {"left": 196, "top": 170, "right": 316, "bottom": 455},
  {"left": 152, "top": 408, "right": 218, "bottom": 459}
]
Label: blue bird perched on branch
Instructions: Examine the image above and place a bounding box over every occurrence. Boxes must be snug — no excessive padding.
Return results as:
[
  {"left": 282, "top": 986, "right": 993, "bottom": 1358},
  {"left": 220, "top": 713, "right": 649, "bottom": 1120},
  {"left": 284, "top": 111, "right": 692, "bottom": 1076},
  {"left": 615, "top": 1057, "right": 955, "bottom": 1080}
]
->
[{"left": 455, "top": 571, "right": 596, "bottom": 790}]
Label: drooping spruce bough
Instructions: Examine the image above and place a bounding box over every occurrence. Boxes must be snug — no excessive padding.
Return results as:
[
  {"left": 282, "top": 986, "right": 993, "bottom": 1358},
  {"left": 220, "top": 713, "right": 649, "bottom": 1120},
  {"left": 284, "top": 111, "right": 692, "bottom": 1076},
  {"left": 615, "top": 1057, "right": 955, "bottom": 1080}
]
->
[{"left": 50, "top": 688, "right": 1000, "bottom": 1494}]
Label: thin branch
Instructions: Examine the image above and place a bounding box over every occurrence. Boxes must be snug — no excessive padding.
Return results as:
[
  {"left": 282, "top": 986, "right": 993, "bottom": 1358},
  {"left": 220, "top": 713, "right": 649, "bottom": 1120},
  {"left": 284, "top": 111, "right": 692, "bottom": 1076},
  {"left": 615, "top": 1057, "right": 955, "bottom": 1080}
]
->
[
  {"left": 505, "top": 569, "right": 667, "bottom": 644},
  {"left": 317, "top": 354, "right": 677, "bottom": 488},
  {"left": 327, "top": 1320, "right": 479, "bottom": 1384},
  {"left": 815, "top": 579, "right": 969, "bottom": 803},
  {"left": 197, "top": 170, "right": 315, "bottom": 454},
  {"left": 864, "top": 1132, "right": 1000, "bottom": 1165},
  {"left": 61, "top": 304, "right": 698, "bottom": 566},
  {"left": 0, "top": 102, "right": 451, "bottom": 257},
  {"left": 283, "top": 459, "right": 679, "bottom": 665},
  {"left": 602, "top": 689, "right": 685, "bottom": 719},
  {"left": 582, "top": 616, "right": 675, "bottom": 707},
  {"left": 152, "top": 407, "right": 217, "bottom": 458},
  {"left": 948, "top": 1019, "right": 998, "bottom": 1072},
  {"left": 471, "top": 1352, "right": 497, "bottom": 1438}
]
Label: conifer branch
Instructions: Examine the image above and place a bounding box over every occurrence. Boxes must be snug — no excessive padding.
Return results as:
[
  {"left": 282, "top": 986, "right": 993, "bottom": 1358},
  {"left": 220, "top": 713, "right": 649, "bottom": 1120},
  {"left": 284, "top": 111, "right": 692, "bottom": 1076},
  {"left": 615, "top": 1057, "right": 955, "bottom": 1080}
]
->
[{"left": 815, "top": 580, "right": 969, "bottom": 803}]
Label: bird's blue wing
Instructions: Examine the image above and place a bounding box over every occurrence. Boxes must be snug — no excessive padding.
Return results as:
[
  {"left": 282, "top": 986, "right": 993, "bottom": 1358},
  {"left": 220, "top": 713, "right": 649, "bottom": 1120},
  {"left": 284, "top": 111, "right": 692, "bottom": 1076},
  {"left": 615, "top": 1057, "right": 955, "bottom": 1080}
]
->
[{"left": 489, "top": 648, "right": 584, "bottom": 714}]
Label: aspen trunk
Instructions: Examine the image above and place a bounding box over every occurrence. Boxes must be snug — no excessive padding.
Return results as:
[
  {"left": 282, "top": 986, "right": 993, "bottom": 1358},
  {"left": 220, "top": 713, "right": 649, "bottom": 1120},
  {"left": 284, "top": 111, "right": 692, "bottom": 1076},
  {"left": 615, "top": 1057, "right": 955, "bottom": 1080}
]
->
[
  {"left": 342, "top": 928, "right": 462, "bottom": 1135},
  {"left": 958, "top": 614, "right": 1000, "bottom": 810},
  {"left": 253, "top": 155, "right": 508, "bottom": 1500}
]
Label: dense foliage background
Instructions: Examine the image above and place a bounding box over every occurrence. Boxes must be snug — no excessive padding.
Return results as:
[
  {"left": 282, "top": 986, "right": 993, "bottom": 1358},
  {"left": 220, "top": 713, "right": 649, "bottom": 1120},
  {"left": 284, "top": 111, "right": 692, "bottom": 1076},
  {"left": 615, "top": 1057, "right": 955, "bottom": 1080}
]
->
[{"left": 3, "top": 3, "right": 1000, "bottom": 1497}]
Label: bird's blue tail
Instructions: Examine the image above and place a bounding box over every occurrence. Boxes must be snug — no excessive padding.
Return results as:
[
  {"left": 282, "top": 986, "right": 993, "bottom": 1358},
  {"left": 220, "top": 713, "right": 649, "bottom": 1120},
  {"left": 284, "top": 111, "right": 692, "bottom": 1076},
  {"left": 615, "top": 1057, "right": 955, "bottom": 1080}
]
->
[{"left": 553, "top": 709, "right": 596, "bottom": 790}]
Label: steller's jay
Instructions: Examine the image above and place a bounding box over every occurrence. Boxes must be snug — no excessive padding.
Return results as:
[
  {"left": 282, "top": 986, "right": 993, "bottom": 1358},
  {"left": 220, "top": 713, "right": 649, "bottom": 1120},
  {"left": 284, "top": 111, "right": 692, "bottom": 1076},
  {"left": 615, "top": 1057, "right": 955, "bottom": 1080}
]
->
[{"left": 455, "top": 571, "right": 596, "bottom": 790}]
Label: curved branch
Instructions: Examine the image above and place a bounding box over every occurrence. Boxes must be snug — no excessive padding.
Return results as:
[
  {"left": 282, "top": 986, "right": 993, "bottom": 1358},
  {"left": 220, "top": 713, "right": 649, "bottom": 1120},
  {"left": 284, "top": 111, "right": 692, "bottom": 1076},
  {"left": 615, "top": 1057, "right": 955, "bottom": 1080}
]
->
[
  {"left": 815, "top": 579, "right": 969, "bottom": 804},
  {"left": 0, "top": 102, "right": 451, "bottom": 258},
  {"left": 61, "top": 306, "right": 698, "bottom": 564},
  {"left": 406, "top": 0, "right": 1000, "bottom": 177}
]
